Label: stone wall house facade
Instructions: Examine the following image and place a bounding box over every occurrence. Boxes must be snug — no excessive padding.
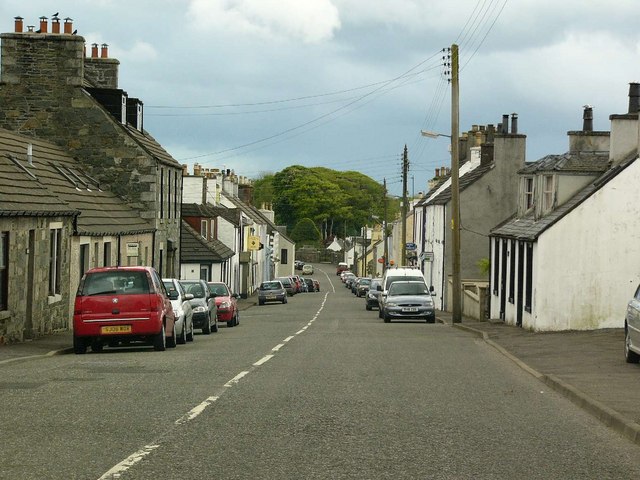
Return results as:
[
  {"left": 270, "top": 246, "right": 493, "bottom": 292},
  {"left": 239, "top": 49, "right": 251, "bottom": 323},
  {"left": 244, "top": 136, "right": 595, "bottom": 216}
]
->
[
  {"left": 0, "top": 17, "right": 182, "bottom": 278},
  {"left": 0, "top": 128, "right": 155, "bottom": 342},
  {"left": 490, "top": 92, "right": 640, "bottom": 331},
  {"left": 414, "top": 116, "right": 525, "bottom": 312}
]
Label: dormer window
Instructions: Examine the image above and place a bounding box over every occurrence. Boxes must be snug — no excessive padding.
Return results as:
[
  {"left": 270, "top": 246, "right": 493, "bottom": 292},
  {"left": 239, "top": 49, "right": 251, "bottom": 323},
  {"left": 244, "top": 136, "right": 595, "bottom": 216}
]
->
[
  {"left": 523, "top": 177, "right": 534, "bottom": 211},
  {"left": 121, "top": 94, "right": 127, "bottom": 124},
  {"left": 543, "top": 174, "right": 555, "bottom": 211},
  {"left": 201, "top": 220, "right": 208, "bottom": 240}
]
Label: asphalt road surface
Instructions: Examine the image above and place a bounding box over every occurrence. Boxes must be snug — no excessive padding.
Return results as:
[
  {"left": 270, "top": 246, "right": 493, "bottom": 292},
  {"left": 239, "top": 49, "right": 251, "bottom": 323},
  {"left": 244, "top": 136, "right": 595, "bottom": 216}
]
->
[{"left": 2, "top": 265, "right": 640, "bottom": 479}]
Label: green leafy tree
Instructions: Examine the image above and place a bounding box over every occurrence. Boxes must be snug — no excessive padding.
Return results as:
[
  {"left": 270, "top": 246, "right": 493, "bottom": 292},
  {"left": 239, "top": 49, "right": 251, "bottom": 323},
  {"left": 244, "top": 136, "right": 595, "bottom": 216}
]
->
[{"left": 290, "top": 218, "right": 322, "bottom": 245}]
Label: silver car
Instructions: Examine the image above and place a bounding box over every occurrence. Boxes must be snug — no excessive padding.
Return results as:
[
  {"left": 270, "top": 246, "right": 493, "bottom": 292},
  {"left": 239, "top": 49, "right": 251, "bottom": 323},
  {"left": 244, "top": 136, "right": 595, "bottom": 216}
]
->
[
  {"left": 625, "top": 284, "right": 640, "bottom": 362},
  {"left": 381, "top": 281, "right": 435, "bottom": 324},
  {"left": 163, "top": 278, "right": 195, "bottom": 344}
]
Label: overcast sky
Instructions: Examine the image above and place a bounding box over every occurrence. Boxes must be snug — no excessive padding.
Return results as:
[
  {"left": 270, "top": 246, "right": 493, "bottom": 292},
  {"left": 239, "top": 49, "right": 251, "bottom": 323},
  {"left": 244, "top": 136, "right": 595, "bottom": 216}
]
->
[{"left": 3, "top": 1, "right": 639, "bottom": 196}]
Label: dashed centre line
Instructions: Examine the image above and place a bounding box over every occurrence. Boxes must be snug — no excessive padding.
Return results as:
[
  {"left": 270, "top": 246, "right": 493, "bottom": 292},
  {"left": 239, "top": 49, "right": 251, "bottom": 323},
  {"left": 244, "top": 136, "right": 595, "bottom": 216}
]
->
[{"left": 98, "top": 290, "right": 330, "bottom": 479}]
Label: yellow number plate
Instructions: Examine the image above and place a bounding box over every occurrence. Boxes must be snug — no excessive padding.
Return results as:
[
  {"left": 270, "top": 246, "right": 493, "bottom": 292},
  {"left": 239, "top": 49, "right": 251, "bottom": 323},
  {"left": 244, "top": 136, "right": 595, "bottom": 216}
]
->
[{"left": 101, "top": 325, "right": 132, "bottom": 334}]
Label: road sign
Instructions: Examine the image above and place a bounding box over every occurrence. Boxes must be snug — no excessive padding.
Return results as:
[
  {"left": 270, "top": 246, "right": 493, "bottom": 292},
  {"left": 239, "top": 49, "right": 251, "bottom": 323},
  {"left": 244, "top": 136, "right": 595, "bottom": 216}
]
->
[
  {"left": 405, "top": 242, "right": 417, "bottom": 251},
  {"left": 419, "top": 251, "right": 434, "bottom": 262}
]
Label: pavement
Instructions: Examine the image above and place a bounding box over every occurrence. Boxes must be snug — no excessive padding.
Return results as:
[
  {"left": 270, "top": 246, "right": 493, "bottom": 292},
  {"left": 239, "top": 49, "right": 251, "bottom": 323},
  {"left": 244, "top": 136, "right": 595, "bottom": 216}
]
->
[{"left": 3, "top": 297, "right": 640, "bottom": 447}]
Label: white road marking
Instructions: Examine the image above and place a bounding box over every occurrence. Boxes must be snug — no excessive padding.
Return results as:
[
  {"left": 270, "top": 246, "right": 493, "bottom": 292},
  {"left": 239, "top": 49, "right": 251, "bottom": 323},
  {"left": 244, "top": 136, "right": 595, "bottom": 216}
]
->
[
  {"left": 253, "top": 354, "right": 274, "bottom": 366},
  {"left": 272, "top": 343, "right": 285, "bottom": 351},
  {"left": 97, "top": 444, "right": 159, "bottom": 480},
  {"left": 283, "top": 336, "right": 295, "bottom": 342},
  {"left": 225, "top": 371, "right": 250, "bottom": 387},
  {"left": 175, "top": 396, "right": 219, "bottom": 425}
]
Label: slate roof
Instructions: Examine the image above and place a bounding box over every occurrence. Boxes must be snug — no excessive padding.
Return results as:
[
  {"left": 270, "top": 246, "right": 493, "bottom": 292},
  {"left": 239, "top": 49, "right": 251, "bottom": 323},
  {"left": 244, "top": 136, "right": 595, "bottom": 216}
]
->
[
  {"left": 125, "top": 125, "right": 182, "bottom": 169},
  {"left": 425, "top": 163, "right": 494, "bottom": 206},
  {"left": 518, "top": 152, "right": 610, "bottom": 175},
  {"left": 0, "top": 129, "right": 155, "bottom": 235},
  {"left": 182, "top": 203, "right": 242, "bottom": 227},
  {"left": 491, "top": 153, "right": 638, "bottom": 241},
  {"left": 221, "top": 191, "right": 294, "bottom": 243},
  {"left": 180, "top": 220, "right": 235, "bottom": 262}
]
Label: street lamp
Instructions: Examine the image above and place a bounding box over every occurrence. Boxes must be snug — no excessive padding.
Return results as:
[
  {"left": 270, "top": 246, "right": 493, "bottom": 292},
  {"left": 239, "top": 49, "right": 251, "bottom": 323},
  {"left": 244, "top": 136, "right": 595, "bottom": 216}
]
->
[{"left": 420, "top": 130, "right": 451, "bottom": 139}]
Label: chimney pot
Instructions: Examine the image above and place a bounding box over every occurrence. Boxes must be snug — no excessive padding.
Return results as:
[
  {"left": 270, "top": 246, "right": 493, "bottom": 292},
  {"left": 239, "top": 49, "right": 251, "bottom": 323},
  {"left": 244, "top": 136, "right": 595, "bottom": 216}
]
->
[
  {"left": 27, "top": 25, "right": 34, "bottom": 32},
  {"left": 502, "top": 114, "right": 509, "bottom": 134},
  {"left": 91, "top": 43, "right": 99, "bottom": 58},
  {"left": 582, "top": 105, "right": 593, "bottom": 132},
  {"left": 14, "top": 16, "right": 23, "bottom": 33},
  {"left": 39, "top": 16, "right": 48, "bottom": 34},
  {"left": 628, "top": 82, "right": 640, "bottom": 114},
  {"left": 52, "top": 17, "right": 60, "bottom": 34},
  {"left": 511, "top": 113, "right": 518, "bottom": 134},
  {"left": 100, "top": 43, "right": 108, "bottom": 58},
  {"left": 63, "top": 17, "right": 73, "bottom": 34}
]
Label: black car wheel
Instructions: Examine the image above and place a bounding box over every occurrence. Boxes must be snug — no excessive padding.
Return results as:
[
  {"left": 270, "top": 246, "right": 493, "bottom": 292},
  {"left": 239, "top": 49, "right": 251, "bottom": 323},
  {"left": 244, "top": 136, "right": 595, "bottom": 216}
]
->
[
  {"left": 73, "top": 336, "right": 87, "bottom": 354},
  {"left": 153, "top": 323, "right": 167, "bottom": 351},
  {"left": 211, "top": 316, "right": 218, "bottom": 333},
  {"left": 202, "top": 315, "right": 211, "bottom": 335},
  {"left": 625, "top": 325, "right": 640, "bottom": 363}
]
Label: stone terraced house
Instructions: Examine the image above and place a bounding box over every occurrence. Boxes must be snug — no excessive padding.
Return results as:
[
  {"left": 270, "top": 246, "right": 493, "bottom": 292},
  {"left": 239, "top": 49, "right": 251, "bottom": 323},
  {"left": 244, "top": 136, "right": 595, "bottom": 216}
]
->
[{"left": 0, "top": 15, "right": 182, "bottom": 279}]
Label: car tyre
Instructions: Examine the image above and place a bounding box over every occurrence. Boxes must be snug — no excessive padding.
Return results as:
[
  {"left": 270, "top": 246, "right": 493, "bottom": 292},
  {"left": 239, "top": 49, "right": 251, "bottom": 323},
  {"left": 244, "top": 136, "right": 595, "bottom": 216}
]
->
[
  {"left": 73, "top": 336, "right": 87, "bottom": 354},
  {"left": 166, "top": 326, "right": 177, "bottom": 348},
  {"left": 186, "top": 321, "right": 194, "bottom": 342},
  {"left": 176, "top": 321, "right": 187, "bottom": 345},
  {"left": 202, "top": 315, "right": 211, "bottom": 334},
  {"left": 212, "top": 316, "right": 219, "bottom": 333},
  {"left": 625, "top": 326, "right": 640, "bottom": 363},
  {"left": 366, "top": 304, "right": 372, "bottom": 311},
  {"left": 383, "top": 312, "right": 391, "bottom": 323},
  {"left": 378, "top": 309, "right": 383, "bottom": 319},
  {"left": 153, "top": 323, "right": 167, "bottom": 351},
  {"left": 90, "top": 340, "right": 104, "bottom": 353},
  {"left": 282, "top": 297, "right": 287, "bottom": 304},
  {"left": 426, "top": 316, "right": 435, "bottom": 324},
  {"left": 259, "top": 299, "right": 265, "bottom": 306}
]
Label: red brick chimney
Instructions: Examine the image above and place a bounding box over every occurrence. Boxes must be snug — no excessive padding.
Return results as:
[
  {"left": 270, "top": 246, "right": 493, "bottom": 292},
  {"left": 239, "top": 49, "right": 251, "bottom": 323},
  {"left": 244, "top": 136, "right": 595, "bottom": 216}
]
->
[
  {"left": 91, "top": 43, "right": 98, "bottom": 58},
  {"left": 100, "top": 44, "right": 108, "bottom": 58},
  {"left": 14, "top": 16, "right": 23, "bottom": 33},
  {"left": 52, "top": 17, "right": 60, "bottom": 34},
  {"left": 39, "top": 16, "right": 47, "bottom": 33}
]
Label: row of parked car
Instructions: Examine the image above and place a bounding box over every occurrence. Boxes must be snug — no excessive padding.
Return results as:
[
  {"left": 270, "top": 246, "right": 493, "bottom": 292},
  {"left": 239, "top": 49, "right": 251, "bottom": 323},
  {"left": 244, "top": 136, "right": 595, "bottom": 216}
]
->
[
  {"left": 257, "top": 272, "right": 320, "bottom": 306},
  {"left": 340, "top": 267, "right": 436, "bottom": 323},
  {"left": 72, "top": 266, "right": 240, "bottom": 354}
]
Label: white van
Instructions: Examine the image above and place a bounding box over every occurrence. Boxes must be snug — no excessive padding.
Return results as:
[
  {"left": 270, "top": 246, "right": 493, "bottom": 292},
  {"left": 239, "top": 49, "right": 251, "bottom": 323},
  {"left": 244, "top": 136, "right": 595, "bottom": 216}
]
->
[{"left": 379, "top": 267, "right": 427, "bottom": 293}]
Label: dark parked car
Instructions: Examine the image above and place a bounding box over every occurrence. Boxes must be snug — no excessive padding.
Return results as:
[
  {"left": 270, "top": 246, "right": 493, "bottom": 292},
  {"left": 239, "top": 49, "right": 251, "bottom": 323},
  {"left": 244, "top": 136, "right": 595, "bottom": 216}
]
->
[
  {"left": 73, "top": 266, "right": 176, "bottom": 353},
  {"left": 276, "top": 277, "right": 296, "bottom": 296},
  {"left": 355, "top": 277, "right": 372, "bottom": 297},
  {"left": 382, "top": 281, "right": 436, "bottom": 323},
  {"left": 365, "top": 278, "right": 383, "bottom": 310},
  {"left": 258, "top": 280, "right": 287, "bottom": 305},
  {"left": 180, "top": 279, "right": 218, "bottom": 334},
  {"left": 303, "top": 277, "right": 316, "bottom": 292}
]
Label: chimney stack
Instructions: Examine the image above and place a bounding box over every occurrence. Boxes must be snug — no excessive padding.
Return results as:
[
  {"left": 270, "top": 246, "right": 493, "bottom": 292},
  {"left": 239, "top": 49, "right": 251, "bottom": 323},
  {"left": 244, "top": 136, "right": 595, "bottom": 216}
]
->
[
  {"left": 582, "top": 105, "right": 593, "bottom": 132},
  {"left": 511, "top": 113, "right": 518, "bottom": 134},
  {"left": 39, "top": 16, "right": 48, "bottom": 34},
  {"left": 628, "top": 82, "right": 640, "bottom": 114},
  {"left": 14, "top": 16, "right": 23, "bottom": 33}
]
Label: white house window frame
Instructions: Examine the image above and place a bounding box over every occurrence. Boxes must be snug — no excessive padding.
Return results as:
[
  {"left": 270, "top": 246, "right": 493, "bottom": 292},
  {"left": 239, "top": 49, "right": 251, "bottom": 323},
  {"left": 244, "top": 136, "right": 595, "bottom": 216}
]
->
[
  {"left": 542, "top": 174, "right": 555, "bottom": 212},
  {"left": 201, "top": 220, "right": 208, "bottom": 240},
  {"left": 48, "top": 224, "right": 63, "bottom": 298},
  {"left": 523, "top": 176, "right": 534, "bottom": 212}
]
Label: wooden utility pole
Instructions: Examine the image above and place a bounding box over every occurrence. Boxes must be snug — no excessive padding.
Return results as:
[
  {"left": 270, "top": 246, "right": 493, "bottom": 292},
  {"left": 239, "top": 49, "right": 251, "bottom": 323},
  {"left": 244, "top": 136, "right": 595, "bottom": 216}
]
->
[
  {"left": 383, "top": 178, "right": 388, "bottom": 273},
  {"left": 401, "top": 145, "right": 408, "bottom": 266},
  {"left": 450, "top": 43, "right": 461, "bottom": 323}
]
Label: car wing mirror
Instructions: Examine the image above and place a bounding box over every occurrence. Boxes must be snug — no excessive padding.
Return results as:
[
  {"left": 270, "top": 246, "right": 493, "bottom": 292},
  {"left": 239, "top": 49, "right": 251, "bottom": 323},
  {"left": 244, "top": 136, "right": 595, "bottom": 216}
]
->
[{"left": 185, "top": 293, "right": 194, "bottom": 300}]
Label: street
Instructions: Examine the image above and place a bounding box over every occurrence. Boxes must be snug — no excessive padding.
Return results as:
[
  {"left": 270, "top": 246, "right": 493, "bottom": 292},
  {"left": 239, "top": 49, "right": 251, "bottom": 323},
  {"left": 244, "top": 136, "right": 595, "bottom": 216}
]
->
[{"left": 2, "top": 266, "right": 640, "bottom": 479}]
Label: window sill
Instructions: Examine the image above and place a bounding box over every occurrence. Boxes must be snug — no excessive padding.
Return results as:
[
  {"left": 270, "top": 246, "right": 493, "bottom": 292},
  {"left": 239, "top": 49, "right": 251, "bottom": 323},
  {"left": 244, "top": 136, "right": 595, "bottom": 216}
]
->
[{"left": 48, "top": 294, "right": 62, "bottom": 305}]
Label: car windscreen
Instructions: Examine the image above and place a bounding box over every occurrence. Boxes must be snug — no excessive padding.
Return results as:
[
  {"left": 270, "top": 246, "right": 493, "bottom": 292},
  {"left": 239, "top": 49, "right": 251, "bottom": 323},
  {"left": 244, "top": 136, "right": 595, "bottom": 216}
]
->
[
  {"left": 209, "top": 283, "right": 229, "bottom": 296},
  {"left": 182, "top": 282, "right": 206, "bottom": 298},
  {"left": 386, "top": 276, "right": 425, "bottom": 290},
  {"left": 388, "top": 283, "right": 429, "bottom": 296},
  {"left": 83, "top": 271, "right": 149, "bottom": 296}
]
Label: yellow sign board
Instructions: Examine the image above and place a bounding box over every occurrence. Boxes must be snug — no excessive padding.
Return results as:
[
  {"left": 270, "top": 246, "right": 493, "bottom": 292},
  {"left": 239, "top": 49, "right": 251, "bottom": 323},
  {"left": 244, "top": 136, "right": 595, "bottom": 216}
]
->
[{"left": 247, "top": 235, "right": 260, "bottom": 251}]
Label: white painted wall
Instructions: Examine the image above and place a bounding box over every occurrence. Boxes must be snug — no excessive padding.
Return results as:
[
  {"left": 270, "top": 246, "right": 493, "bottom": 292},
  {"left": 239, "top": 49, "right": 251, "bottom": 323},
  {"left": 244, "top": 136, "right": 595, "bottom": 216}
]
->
[
  {"left": 423, "top": 204, "right": 446, "bottom": 309},
  {"left": 532, "top": 157, "right": 640, "bottom": 330}
]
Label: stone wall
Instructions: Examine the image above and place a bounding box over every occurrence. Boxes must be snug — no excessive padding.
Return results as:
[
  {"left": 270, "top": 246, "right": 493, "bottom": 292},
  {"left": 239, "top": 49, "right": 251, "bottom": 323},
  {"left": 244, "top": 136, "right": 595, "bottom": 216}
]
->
[{"left": 0, "top": 216, "right": 73, "bottom": 343}]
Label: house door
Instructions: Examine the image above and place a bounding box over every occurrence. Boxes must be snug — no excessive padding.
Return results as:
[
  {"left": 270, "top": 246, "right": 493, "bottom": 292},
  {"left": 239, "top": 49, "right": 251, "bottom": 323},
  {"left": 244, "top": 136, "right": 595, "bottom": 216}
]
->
[
  {"left": 516, "top": 242, "right": 524, "bottom": 327},
  {"left": 200, "top": 265, "right": 210, "bottom": 281},
  {"left": 500, "top": 239, "right": 507, "bottom": 319},
  {"left": 24, "top": 230, "right": 35, "bottom": 339}
]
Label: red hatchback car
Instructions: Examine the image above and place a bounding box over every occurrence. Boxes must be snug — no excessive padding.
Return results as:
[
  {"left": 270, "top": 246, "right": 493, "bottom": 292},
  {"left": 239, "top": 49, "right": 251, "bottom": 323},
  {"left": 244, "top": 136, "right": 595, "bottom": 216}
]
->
[
  {"left": 73, "top": 266, "right": 176, "bottom": 354},
  {"left": 207, "top": 282, "right": 240, "bottom": 327}
]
